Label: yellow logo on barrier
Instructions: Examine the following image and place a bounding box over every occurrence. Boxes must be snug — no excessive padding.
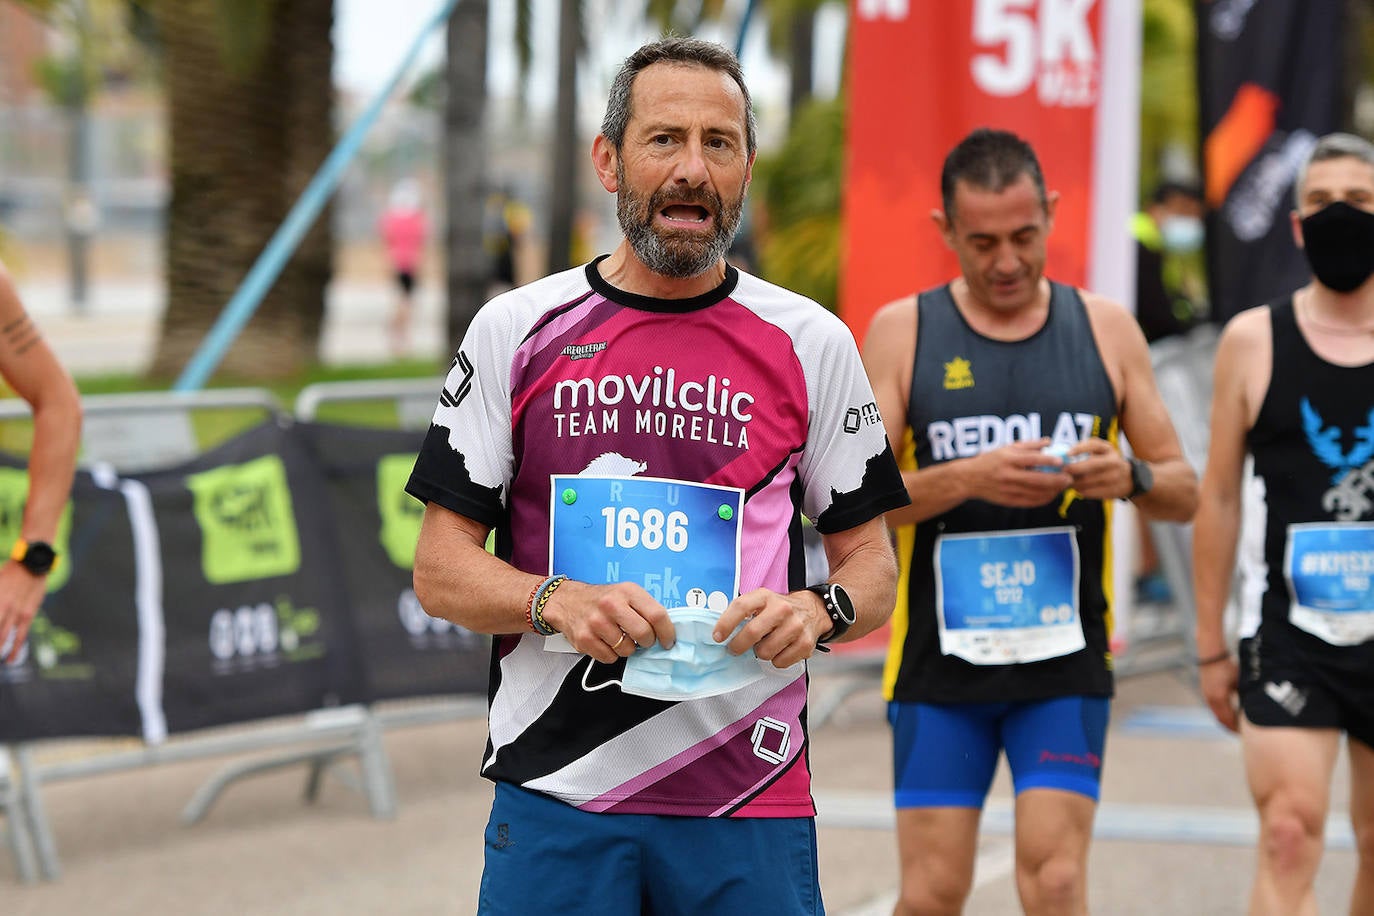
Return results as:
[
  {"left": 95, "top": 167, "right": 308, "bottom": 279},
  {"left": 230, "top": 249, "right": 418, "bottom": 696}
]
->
[{"left": 187, "top": 454, "right": 301, "bottom": 584}]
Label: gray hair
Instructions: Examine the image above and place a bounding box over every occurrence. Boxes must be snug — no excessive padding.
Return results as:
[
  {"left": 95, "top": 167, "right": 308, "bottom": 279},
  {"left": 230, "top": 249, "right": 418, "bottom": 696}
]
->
[
  {"left": 600, "top": 36, "right": 757, "bottom": 158},
  {"left": 1295, "top": 132, "right": 1374, "bottom": 207}
]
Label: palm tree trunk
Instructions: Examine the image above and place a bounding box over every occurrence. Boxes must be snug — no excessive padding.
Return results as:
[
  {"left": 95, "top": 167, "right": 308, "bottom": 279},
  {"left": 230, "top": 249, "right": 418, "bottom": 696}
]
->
[
  {"left": 1342, "top": 0, "right": 1372, "bottom": 132},
  {"left": 151, "top": 0, "right": 333, "bottom": 382},
  {"left": 546, "top": 0, "right": 579, "bottom": 274},
  {"left": 444, "top": 0, "right": 489, "bottom": 354},
  {"left": 787, "top": 5, "right": 816, "bottom": 121}
]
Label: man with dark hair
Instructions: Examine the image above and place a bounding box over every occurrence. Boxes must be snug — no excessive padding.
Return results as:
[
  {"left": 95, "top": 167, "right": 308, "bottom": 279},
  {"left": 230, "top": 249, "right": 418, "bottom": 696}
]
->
[
  {"left": 1129, "top": 179, "right": 1207, "bottom": 605},
  {"left": 1193, "top": 131, "right": 1374, "bottom": 915},
  {"left": 1132, "top": 179, "right": 1207, "bottom": 345},
  {"left": 407, "top": 36, "right": 907, "bottom": 914},
  {"left": 863, "top": 127, "right": 1197, "bottom": 915}
]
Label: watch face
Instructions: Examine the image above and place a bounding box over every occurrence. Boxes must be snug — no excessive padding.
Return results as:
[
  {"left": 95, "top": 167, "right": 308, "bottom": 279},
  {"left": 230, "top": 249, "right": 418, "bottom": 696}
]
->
[
  {"left": 830, "top": 584, "right": 857, "bottom": 625},
  {"left": 20, "top": 542, "right": 56, "bottom": 575},
  {"left": 1131, "top": 458, "right": 1154, "bottom": 497}
]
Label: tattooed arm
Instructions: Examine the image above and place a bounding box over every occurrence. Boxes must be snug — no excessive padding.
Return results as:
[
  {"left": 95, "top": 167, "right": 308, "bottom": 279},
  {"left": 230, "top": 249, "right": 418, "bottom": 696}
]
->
[{"left": 0, "top": 260, "right": 81, "bottom": 662}]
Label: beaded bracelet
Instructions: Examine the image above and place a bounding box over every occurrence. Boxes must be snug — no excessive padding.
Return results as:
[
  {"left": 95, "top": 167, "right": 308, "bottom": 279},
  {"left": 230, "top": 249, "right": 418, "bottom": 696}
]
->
[
  {"left": 524, "top": 580, "right": 544, "bottom": 634},
  {"left": 531, "top": 575, "right": 567, "bottom": 636},
  {"left": 1195, "top": 649, "right": 1231, "bottom": 666}
]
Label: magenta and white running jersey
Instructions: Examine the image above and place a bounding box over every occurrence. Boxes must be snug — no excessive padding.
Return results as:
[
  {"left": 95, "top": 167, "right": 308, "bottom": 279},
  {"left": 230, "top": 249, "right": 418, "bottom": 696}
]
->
[{"left": 407, "top": 258, "right": 907, "bottom": 817}]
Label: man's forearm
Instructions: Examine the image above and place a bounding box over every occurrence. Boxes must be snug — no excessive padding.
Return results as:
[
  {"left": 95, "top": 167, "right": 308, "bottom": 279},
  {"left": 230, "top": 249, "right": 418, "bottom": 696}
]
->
[
  {"left": 821, "top": 529, "right": 898, "bottom": 642},
  {"left": 887, "top": 463, "right": 972, "bottom": 529},
  {"left": 1191, "top": 494, "right": 1241, "bottom": 655},
  {"left": 1133, "top": 456, "right": 1198, "bottom": 523},
  {"left": 21, "top": 387, "right": 81, "bottom": 541}
]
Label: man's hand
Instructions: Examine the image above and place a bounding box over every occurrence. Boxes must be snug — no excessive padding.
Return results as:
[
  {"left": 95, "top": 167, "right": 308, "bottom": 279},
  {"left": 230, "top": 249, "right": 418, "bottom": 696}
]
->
[
  {"left": 1199, "top": 657, "right": 1241, "bottom": 733},
  {"left": 712, "top": 588, "right": 829, "bottom": 669},
  {"left": 972, "top": 438, "right": 1075, "bottom": 507},
  {"left": 1062, "top": 438, "right": 1135, "bottom": 501},
  {"left": 0, "top": 562, "right": 47, "bottom": 664},
  {"left": 541, "top": 580, "right": 674, "bottom": 664}
]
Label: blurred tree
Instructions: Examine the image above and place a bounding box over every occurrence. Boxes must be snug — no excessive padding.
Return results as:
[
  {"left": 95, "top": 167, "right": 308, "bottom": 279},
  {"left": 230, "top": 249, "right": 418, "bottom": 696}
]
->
[
  {"left": 546, "top": 0, "right": 583, "bottom": 274},
  {"left": 443, "top": 0, "right": 489, "bottom": 352},
  {"left": 18, "top": 0, "right": 152, "bottom": 313},
  {"left": 753, "top": 96, "right": 844, "bottom": 310},
  {"left": 643, "top": 0, "right": 840, "bottom": 124},
  {"left": 145, "top": 0, "right": 334, "bottom": 381},
  {"left": 1344, "top": 0, "right": 1373, "bottom": 135},
  {"left": 1138, "top": 0, "right": 1196, "bottom": 199}
]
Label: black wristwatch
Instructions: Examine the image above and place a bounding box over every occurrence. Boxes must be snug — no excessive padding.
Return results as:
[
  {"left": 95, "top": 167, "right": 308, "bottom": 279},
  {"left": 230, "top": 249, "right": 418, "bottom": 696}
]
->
[
  {"left": 10, "top": 538, "right": 57, "bottom": 576},
  {"left": 1126, "top": 457, "right": 1154, "bottom": 500},
  {"left": 807, "top": 583, "right": 856, "bottom": 645}
]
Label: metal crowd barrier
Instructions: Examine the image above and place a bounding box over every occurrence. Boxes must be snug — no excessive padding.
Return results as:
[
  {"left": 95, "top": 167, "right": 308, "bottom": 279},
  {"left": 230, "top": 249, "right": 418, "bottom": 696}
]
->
[
  {"left": 1113, "top": 325, "right": 1219, "bottom": 679},
  {"left": 0, "top": 384, "right": 464, "bottom": 883}
]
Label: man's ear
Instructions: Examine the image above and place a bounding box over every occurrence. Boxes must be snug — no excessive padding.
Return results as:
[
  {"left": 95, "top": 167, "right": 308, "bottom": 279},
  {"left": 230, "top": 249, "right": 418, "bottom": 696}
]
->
[
  {"left": 932, "top": 209, "right": 953, "bottom": 248},
  {"left": 593, "top": 134, "right": 619, "bottom": 193},
  {"left": 1045, "top": 189, "right": 1060, "bottom": 230},
  {"left": 1290, "top": 209, "right": 1305, "bottom": 250}
]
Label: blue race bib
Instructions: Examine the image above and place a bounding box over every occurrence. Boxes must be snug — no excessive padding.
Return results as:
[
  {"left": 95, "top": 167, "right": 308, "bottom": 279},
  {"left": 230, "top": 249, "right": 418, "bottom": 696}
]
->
[
  {"left": 1285, "top": 523, "right": 1374, "bottom": 646},
  {"left": 550, "top": 475, "right": 743, "bottom": 608},
  {"left": 934, "top": 527, "right": 1084, "bottom": 665}
]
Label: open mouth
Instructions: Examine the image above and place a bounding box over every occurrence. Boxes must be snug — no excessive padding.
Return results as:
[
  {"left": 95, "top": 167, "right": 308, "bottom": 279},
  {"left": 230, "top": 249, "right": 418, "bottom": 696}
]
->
[{"left": 658, "top": 203, "right": 713, "bottom": 227}]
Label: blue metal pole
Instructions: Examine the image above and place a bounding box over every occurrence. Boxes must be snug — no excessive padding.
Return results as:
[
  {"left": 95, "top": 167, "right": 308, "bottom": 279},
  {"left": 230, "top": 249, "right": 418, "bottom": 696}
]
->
[
  {"left": 174, "top": 0, "right": 461, "bottom": 391},
  {"left": 734, "top": 0, "right": 759, "bottom": 58}
]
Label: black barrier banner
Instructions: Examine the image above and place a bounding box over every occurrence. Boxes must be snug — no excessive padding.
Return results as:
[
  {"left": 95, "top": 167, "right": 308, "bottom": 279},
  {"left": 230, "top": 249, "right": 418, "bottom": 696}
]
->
[
  {"left": 297, "top": 422, "right": 489, "bottom": 701},
  {"left": 131, "top": 420, "right": 366, "bottom": 734},
  {"left": 1197, "top": 0, "right": 1345, "bottom": 322},
  {"left": 0, "top": 463, "right": 143, "bottom": 740}
]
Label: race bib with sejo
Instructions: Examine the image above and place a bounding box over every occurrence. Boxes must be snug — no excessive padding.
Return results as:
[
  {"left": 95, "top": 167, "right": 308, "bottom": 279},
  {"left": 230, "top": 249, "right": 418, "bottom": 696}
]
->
[{"left": 935, "top": 527, "right": 1083, "bottom": 665}]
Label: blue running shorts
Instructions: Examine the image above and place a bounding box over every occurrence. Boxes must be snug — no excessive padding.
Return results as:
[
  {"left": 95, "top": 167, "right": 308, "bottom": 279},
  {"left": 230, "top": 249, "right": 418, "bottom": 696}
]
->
[
  {"left": 477, "top": 782, "right": 824, "bottom": 915},
  {"left": 888, "top": 696, "right": 1109, "bottom": 808}
]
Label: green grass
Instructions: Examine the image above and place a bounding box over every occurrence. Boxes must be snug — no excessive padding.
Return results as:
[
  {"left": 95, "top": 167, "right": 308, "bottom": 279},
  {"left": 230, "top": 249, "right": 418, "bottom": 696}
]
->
[
  {"left": 72, "top": 356, "right": 445, "bottom": 402},
  {"left": 0, "top": 358, "right": 445, "bottom": 460}
]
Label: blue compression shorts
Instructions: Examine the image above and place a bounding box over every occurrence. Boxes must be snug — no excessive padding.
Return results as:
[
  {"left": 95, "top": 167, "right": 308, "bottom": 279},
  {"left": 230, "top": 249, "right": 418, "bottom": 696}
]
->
[
  {"left": 477, "top": 782, "right": 825, "bottom": 915},
  {"left": 888, "top": 696, "right": 1109, "bottom": 808}
]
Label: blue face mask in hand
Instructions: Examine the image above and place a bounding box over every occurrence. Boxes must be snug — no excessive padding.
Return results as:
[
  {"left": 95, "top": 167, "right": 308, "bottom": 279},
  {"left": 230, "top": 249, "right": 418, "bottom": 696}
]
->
[{"left": 582, "top": 607, "right": 768, "bottom": 702}]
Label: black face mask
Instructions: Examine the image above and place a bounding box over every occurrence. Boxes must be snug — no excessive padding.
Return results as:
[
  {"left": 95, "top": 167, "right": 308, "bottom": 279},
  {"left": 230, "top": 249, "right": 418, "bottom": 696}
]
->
[{"left": 1300, "top": 201, "right": 1374, "bottom": 293}]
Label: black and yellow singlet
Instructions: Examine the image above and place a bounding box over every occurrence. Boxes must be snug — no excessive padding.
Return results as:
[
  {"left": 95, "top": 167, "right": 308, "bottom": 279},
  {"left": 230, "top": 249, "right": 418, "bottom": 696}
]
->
[{"left": 884, "top": 281, "right": 1119, "bottom": 705}]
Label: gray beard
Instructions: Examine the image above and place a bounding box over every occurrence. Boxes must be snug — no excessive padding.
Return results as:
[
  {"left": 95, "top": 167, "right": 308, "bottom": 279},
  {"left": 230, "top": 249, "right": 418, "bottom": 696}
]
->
[{"left": 616, "top": 176, "right": 745, "bottom": 281}]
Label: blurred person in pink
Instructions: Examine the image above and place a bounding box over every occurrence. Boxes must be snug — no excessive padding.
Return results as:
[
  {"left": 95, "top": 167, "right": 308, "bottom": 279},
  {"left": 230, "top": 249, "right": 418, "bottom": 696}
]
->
[{"left": 379, "top": 179, "right": 428, "bottom": 356}]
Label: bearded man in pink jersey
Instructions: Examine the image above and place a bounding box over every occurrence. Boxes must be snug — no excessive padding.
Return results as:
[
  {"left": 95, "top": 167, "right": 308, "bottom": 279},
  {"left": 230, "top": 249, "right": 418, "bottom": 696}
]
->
[{"left": 406, "top": 36, "right": 907, "bottom": 915}]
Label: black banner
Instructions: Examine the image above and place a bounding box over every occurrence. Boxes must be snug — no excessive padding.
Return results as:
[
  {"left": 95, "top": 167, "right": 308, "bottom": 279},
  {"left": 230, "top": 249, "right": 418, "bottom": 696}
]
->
[
  {"left": 298, "top": 422, "right": 490, "bottom": 702},
  {"left": 0, "top": 465, "right": 143, "bottom": 740},
  {"left": 131, "top": 421, "right": 367, "bottom": 734},
  {"left": 0, "top": 417, "right": 492, "bottom": 744},
  {"left": 1197, "top": 0, "right": 1345, "bottom": 322}
]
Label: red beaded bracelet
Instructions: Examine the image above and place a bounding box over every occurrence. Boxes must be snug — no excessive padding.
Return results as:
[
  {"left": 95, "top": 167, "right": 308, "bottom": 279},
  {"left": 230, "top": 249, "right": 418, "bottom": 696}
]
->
[{"left": 524, "top": 580, "right": 543, "bottom": 634}]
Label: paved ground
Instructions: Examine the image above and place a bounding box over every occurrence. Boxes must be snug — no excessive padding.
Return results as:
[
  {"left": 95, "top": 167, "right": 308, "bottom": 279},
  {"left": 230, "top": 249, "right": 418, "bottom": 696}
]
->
[
  {"left": 18, "top": 275, "right": 451, "bottom": 376},
  {"left": 1, "top": 667, "right": 1362, "bottom": 915}
]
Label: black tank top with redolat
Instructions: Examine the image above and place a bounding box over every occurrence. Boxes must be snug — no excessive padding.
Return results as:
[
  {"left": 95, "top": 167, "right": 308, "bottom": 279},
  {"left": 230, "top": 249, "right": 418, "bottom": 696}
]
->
[
  {"left": 1244, "top": 296, "right": 1374, "bottom": 671},
  {"left": 888, "top": 281, "right": 1117, "bottom": 704}
]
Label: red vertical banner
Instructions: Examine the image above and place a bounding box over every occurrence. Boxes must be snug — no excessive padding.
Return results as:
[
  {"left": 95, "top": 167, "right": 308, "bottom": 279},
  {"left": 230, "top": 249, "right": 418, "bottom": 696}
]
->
[{"left": 841, "top": 0, "right": 1106, "bottom": 338}]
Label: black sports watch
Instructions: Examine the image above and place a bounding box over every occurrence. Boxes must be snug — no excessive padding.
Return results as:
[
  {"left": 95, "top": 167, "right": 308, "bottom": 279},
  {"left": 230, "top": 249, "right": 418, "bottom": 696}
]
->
[
  {"left": 807, "top": 583, "right": 856, "bottom": 645},
  {"left": 1126, "top": 457, "right": 1154, "bottom": 500},
  {"left": 10, "top": 539, "right": 57, "bottom": 576}
]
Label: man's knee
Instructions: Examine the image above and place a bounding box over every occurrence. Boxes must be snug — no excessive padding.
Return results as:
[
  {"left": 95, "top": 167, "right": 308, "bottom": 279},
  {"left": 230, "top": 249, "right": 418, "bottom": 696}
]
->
[
  {"left": 896, "top": 870, "right": 972, "bottom": 916},
  {"left": 1017, "top": 853, "right": 1084, "bottom": 908},
  {"left": 1351, "top": 810, "right": 1374, "bottom": 866},
  {"left": 1261, "top": 807, "right": 1325, "bottom": 875}
]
